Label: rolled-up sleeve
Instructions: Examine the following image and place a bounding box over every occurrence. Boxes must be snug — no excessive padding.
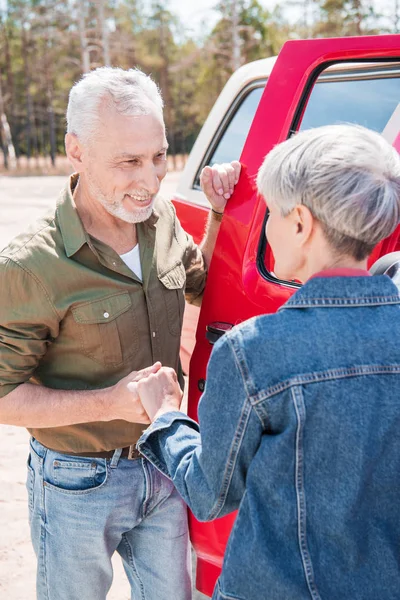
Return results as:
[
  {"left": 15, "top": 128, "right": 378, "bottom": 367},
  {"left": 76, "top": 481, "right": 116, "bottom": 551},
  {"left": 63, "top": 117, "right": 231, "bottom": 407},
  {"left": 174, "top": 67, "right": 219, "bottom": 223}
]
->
[
  {"left": 173, "top": 213, "right": 207, "bottom": 306},
  {"left": 0, "top": 256, "right": 60, "bottom": 398}
]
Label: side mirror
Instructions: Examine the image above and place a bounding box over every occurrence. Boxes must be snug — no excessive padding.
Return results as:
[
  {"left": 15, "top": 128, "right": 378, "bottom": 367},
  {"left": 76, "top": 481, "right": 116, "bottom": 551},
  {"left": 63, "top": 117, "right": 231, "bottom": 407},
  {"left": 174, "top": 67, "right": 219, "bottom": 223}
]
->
[{"left": 369, "top": 251, "right": 400, "bottom": 293}]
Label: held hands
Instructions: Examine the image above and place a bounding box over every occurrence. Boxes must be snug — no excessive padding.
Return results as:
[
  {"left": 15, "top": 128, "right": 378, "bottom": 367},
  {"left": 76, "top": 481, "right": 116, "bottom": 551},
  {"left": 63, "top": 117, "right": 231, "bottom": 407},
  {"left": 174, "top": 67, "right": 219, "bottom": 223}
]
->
[
  {"left": 110, "top": 362, "right": 182, "bottom": 424},
  {"left": 110, "top": 362, "right": 163, "bottom": 423},
  {"left": 200, "top": 161, "right": 241, "bottom": 214},
  {"left": 136, "top": 367, "right": 183, "bottom": 422}
]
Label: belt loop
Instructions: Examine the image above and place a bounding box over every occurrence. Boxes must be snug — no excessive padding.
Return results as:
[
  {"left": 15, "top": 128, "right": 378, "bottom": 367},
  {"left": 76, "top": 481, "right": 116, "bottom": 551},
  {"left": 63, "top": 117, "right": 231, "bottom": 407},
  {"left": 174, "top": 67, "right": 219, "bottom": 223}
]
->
[{"left": 110, "top": 447, "right": 123, "bottom": 468}]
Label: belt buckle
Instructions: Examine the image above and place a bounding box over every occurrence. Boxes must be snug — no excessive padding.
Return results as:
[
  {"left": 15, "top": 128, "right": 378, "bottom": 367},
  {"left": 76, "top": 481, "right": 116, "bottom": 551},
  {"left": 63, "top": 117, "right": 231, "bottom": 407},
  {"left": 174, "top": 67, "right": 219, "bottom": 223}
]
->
[{"left": 127, "top": 445, "right": 140, "bottom": 460}]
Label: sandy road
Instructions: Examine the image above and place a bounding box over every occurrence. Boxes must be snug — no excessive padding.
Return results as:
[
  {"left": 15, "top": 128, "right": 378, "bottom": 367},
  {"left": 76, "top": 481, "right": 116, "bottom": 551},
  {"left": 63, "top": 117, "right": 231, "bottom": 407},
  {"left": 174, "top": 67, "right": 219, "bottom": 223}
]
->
[{"left": 0, "top": 173, "right": 208, "bottom": 599}]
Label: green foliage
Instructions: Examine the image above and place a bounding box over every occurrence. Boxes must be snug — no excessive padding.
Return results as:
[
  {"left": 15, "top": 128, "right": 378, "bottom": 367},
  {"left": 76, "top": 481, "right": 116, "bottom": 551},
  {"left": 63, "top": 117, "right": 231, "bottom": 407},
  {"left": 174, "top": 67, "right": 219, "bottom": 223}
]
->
[{"left": 0, "top": 0, "right": 396, "bottom": 164}]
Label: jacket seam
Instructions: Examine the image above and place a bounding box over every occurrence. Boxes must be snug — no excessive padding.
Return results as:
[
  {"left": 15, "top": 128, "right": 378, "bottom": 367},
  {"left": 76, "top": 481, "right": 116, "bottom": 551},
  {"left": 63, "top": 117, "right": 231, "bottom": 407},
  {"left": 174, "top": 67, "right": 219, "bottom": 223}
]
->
[
  {"left": 3, "top": 257, "right": 61, "bottom": 320},
  {"left": 292, "top": 386, "right": 321, "bottom": 600},
  {"left": 281, "top": 296, "right": 400, "bottom": 309},
  {"left": 227, "top": 334, "right": 265, "bottom": 427},
  {"left": 207, "top": 397, "right": 253, "bottom": 520},
  {"left": 252, "top": 365, "right": 400, "bottom": 404},
  {"left": 227, "top": 333, "right": 257, "bottom": 397}
]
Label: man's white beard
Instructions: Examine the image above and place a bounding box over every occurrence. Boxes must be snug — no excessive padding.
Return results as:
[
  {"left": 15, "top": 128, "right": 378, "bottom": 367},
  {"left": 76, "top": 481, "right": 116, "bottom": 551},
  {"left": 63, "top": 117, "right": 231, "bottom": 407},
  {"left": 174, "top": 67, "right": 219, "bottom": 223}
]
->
[{"left": 87, "top": 175, "right": 155, "bottom": 224}]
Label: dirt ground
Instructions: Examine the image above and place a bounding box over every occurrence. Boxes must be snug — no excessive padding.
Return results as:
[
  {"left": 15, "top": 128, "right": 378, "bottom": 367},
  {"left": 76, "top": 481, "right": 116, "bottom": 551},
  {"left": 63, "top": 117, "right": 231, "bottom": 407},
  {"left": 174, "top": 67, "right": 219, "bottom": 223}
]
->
[{"left": 0, "top": 173, "right": 208, "bottom": 599}]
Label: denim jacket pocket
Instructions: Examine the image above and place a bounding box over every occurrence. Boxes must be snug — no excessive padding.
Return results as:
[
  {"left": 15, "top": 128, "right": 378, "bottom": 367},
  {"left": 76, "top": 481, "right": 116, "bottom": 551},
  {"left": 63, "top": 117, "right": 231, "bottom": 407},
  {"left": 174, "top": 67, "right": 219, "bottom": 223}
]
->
[
  {"left": 215, "top": 581, "right": 246, "bottom": 600},
  {"left": 43, "top": 454, "right": 108, "bottom": 496},
  {"left": 72, "top": 291, "right": 138, "bottom": 366},
  {"left": 158, "top": 262, "right": 186, "bottom": 336}
]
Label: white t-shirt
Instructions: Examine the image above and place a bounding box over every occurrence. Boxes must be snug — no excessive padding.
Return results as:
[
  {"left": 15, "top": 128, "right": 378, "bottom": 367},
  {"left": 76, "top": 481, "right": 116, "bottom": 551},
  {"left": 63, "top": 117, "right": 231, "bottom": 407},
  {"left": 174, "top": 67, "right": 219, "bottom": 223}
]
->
[{"left": 119, "top": 244, "right": 142, "bottom": 281}]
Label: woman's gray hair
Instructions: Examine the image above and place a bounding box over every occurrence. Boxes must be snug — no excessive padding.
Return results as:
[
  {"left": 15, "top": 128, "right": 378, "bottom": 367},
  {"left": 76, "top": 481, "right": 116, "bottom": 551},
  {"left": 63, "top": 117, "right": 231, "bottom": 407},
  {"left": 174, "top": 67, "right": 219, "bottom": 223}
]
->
[
  {"left": 257, "top": 124, "right": 400, "bottom": 260},
  {"left": 66, "top": 67, "right": 164, "bottom": 143}
]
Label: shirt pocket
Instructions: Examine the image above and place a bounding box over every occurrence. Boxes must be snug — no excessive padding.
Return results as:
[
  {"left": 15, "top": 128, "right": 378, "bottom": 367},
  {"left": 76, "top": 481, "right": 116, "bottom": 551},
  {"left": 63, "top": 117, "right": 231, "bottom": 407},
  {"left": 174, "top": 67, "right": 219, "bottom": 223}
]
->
[
  {"left": 158, "top": 261, "right": 186, "bottom": 337},
  {"left": 72, "top": 292, "right": 138, "bottom": 366}
]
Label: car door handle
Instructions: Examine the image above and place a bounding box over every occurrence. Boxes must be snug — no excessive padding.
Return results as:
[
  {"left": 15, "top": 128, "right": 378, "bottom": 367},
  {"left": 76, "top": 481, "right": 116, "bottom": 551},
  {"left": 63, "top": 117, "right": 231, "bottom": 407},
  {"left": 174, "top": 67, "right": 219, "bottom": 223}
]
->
[{"left": 206, "top": 321, "right": 233, "bottom": 345}]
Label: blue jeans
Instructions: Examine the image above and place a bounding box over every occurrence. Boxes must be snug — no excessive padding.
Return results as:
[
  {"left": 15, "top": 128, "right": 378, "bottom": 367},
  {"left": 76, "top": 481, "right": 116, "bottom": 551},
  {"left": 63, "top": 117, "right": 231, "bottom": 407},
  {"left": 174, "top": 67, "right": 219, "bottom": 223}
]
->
[{"left": 27, "top": 438, "right": 191, "bottom": 600}]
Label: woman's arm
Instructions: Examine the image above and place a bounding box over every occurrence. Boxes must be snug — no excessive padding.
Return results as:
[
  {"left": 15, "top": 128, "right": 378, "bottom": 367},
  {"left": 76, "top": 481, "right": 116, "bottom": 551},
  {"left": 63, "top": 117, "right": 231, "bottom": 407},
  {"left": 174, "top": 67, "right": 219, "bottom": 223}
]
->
[{"left": 137, "top": 335, "right": 263, "bottom": 521}]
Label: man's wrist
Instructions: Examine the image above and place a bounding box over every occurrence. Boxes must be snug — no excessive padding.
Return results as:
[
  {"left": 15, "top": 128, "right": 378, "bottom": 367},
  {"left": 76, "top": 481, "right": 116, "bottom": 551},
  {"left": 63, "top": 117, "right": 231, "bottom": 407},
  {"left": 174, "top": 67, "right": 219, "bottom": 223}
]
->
[
  {"left": 211, "top": 208, "right": 224, "bottom": 222},
  {"left": 97, "top": 385, "right": 116, "bottom": 421}
]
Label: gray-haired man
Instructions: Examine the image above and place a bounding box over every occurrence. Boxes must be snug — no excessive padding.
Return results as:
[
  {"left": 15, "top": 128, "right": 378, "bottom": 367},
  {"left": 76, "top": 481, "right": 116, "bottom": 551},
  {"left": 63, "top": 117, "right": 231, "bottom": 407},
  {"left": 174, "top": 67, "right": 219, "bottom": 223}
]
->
[{"left": 0, "top": 67, "right": 240, "bottom": 599}]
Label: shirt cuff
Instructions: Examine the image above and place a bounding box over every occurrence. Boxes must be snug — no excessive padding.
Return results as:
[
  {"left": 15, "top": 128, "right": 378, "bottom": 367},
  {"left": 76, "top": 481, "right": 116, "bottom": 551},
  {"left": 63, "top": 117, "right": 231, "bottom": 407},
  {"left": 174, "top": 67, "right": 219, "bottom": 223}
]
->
[
  {"left": 0, "top": 382, "right": 22, "bottom": 398},
  {"left": 137, "top": 411, "right": 199, "bottom": 478}
]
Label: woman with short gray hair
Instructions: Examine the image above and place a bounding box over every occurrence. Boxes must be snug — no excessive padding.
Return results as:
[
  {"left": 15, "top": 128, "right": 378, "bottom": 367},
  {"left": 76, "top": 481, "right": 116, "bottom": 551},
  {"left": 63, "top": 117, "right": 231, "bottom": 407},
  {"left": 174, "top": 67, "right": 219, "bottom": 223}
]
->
[
  {"left": 135, "top": 124, "right": 400, "bottom": 600},
  {"left": 258, "top": 124, "right": 400, "bottom": 266}
]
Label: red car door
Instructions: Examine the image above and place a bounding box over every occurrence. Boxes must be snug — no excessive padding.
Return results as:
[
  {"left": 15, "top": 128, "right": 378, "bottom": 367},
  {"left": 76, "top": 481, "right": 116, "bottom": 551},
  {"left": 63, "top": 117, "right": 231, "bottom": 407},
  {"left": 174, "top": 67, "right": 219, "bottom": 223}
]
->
[{"left": 173, "top": 34, "right": 400, "bottom": 597}]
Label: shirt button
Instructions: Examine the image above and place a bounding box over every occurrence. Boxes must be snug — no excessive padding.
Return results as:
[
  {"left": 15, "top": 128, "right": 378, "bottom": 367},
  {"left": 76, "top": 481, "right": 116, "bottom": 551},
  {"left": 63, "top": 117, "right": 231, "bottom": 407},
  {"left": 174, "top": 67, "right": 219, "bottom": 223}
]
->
[
  {"left": 104, "top": 312, "right": 110, "bottom": 319},
  {"left": 152, "top": 332, "right": 156, "bottom": 338},
  {"left": 112, "top": 261, "right": 116, "bottom": 266}
]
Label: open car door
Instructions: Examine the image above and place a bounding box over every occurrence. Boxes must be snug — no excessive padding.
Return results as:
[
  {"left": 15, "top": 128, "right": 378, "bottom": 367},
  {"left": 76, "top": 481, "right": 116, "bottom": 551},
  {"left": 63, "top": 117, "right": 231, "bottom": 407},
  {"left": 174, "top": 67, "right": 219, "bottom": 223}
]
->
[{"left": 173, "top": 34, "right": 400, "bottom": 597}]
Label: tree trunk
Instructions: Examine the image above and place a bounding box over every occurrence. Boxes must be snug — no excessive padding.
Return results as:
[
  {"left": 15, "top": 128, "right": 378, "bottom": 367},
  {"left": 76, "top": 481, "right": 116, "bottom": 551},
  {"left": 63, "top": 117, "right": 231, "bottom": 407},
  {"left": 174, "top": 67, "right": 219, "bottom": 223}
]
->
[
  {"left": 98, "top": 0, "right": 111, "bottom": 66},
  {"left": 0, "top": 79, "right": 16, "bottom": 169},
  {"left": 231, "top": 0, "right": 241, "bottom": 71},
  {"left": 77, "top": 1, "right": 90, "bottom": 73}
]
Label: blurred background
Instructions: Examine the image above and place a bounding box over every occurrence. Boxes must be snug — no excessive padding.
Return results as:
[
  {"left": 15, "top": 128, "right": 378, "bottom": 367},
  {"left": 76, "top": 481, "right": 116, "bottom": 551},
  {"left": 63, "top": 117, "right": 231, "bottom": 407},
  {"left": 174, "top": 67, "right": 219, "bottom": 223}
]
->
[{"left": 0, "top": 0, "right": 399, "bottom": 176}]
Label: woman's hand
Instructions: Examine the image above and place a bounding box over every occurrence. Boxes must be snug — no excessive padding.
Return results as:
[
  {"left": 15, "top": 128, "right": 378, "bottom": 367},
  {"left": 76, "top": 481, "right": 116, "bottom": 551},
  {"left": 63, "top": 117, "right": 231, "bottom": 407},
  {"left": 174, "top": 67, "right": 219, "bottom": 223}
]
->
[
  {"left": 136, "top": 367, "right": 183, "bottom": 422},
  {"left": 108, "top": 362, "right": 162, "bottom": 423}
]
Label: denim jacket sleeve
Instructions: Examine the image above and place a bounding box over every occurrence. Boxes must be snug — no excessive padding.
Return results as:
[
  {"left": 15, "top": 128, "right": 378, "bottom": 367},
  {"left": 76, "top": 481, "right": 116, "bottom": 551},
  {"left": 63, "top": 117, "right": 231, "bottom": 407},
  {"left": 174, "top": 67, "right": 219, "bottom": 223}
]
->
[{"left": 137, "top": 334, "right": 263, "bottom": 521}]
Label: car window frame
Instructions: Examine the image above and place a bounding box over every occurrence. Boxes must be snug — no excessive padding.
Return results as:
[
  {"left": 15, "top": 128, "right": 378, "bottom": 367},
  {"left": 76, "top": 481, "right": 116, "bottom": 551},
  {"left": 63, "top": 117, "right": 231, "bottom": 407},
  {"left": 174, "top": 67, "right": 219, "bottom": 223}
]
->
[
  {"left": 192, "top": 79, "right": 267, "bottom": 190},
  {"left": 257, "top": 58, "right": 400, "bottom": 289}
]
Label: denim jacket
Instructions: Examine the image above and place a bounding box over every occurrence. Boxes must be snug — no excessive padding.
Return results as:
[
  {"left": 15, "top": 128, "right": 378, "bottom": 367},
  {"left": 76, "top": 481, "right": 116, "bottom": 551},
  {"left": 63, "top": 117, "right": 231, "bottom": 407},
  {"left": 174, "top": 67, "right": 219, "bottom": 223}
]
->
[{"left": 138, "top": 275, "right": 400, "bottom": 600}]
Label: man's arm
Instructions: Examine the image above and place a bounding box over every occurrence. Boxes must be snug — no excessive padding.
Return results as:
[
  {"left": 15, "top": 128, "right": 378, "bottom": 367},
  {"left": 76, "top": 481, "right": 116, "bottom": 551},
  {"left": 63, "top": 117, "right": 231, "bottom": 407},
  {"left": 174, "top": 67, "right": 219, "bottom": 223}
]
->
[
  {"left": 179, "top": 161, "right": 241, "bottom": 305},
  {"left": 0, "top": 256, "right": 156, "bottom": 428},
  {"left": 199, "top": 161, "right": 241, "bottom": 269},
  {"left": 0, "top": 364, "right": 160, "bottom": 428}
]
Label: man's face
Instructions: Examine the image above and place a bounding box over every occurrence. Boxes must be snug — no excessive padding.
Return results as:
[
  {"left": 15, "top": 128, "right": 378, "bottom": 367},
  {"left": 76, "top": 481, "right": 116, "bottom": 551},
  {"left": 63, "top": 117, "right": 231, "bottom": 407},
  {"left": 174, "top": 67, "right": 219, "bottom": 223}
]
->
[{"left": 81, "top": 103, "right": 168, "bottom": 223}]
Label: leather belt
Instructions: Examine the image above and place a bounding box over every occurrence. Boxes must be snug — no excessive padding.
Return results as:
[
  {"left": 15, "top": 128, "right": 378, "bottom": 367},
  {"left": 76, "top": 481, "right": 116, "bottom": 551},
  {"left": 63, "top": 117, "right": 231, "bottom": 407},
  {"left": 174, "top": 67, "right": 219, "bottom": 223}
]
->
[{"left": 57, "top": 445, "right": 142, "bottom": 460}]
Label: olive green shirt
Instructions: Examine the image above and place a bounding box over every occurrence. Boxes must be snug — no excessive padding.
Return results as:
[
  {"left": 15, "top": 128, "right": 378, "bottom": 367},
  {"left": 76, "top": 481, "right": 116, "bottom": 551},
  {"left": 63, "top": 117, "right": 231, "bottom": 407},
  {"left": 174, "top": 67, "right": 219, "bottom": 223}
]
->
[{"left": 0, "top": 175, "right": 206, "bottom": 453}]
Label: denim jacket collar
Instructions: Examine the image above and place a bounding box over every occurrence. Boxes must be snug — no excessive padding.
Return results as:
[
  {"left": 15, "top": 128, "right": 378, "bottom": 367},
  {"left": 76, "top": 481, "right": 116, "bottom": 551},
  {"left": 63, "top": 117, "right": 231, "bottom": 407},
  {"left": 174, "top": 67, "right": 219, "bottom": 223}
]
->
[{"left": 279, "top": 275, "right": 400, "bottom": 310}]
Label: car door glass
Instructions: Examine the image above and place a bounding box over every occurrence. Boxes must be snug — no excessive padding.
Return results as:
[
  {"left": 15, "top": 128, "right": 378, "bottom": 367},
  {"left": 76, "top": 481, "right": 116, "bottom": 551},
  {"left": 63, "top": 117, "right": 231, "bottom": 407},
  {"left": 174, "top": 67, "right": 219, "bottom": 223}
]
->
[
  {"left": 194, "top": 86, "right": 264, "bottom": 188},
  {"left": 261, "top": 62, "right": 400, "bottom": 282},
  {"left": 300, "top": 74, "right": 400, "bottom": 132}
]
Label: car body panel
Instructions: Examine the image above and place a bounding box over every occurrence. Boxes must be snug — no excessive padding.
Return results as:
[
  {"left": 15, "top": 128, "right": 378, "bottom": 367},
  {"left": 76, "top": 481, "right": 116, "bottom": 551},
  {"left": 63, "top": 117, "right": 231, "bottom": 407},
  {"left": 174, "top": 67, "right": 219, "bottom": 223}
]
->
[{"left": 173, "top": 34, "right": 400, "bottom": 595}]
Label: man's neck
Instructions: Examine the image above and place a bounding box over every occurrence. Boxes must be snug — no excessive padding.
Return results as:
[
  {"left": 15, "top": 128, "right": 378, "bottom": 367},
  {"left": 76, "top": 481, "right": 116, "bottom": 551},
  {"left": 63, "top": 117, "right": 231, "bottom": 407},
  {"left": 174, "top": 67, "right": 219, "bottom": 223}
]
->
[{"left": 73, "top": 176, "right": 137, "bottom": 255}]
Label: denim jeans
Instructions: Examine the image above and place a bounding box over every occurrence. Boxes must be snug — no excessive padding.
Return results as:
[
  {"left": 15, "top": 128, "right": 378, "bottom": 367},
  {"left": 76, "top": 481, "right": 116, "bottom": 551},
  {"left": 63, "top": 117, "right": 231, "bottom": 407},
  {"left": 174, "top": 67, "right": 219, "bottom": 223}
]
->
[{"left": 27, "top": 438, "right": 191, "bottom": 600}]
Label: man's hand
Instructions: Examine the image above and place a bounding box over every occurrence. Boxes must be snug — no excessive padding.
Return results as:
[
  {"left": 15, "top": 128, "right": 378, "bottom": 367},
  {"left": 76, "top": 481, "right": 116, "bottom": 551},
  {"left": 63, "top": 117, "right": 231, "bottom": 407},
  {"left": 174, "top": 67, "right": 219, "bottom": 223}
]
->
[
  {"left": 136, "top": 367, "right": 183, "bottom": 422},
  {"left": 108, "top": 362, "right": 162, "bottom": 423},
  {"left": 200, "top": 161, "right": 241, "bottom": 213}
]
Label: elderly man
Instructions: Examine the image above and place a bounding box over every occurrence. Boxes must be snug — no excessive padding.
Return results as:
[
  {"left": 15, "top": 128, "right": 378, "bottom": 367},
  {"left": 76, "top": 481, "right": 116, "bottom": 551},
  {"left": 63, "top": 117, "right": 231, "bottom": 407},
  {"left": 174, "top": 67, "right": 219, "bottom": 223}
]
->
[{"left": 0, "top": 67, "right": 239, "bottom": 600}]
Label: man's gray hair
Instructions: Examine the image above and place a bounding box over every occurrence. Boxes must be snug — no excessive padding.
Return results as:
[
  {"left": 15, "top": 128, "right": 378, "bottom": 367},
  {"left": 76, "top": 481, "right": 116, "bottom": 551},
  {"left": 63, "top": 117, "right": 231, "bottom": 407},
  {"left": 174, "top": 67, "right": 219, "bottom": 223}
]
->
[
  {"left": 66, "top": 67, "right": 164, "bottom": 143},
  {"left": 257, "top": 124, "right": 400, "bottom": 260}
]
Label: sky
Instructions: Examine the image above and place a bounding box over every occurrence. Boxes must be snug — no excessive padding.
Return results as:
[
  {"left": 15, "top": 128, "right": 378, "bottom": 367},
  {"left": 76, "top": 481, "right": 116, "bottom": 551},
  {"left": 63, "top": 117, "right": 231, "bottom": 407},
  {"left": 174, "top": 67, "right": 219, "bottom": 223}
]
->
[
  {"left": 0, "top": 0, "right": 396, "bottom": 34},
  {"left": 167, "top": 0, "right": 396, "bottom": 35}
]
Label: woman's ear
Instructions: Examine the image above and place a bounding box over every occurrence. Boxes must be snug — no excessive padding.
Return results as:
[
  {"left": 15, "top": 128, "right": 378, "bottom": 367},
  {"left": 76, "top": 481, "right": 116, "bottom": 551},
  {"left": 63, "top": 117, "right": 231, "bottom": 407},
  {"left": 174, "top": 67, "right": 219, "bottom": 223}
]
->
[{"left": 292, "top": 204, "right": 315, "bottom": 247}]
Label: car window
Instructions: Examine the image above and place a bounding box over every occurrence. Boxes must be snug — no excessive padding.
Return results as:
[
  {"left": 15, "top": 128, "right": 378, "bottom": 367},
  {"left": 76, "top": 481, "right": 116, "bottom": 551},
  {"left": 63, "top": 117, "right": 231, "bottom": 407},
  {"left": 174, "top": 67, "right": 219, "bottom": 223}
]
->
[
  {"left": 260, "top": 64, "right": 400, "bottom": 283},
  {"left": 300, "top": 75, "right": 400, "bottom": 132},
  {"left": 194, "top": 85, "right": 264, "bottom": 188}
]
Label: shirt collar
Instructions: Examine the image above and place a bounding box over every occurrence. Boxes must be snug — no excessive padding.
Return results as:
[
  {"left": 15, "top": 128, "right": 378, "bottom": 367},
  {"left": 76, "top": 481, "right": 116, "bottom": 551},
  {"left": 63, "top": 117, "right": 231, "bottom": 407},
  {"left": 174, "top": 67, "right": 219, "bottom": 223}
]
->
[
  {"left": 57, "top": 174, "right": 160, "bottom": 258},
  {"left": 56, "top": 174, "right": 89, "bottom": 258},
  {"left": 280, "top": 273, "right": 400, "bottom": 311}
]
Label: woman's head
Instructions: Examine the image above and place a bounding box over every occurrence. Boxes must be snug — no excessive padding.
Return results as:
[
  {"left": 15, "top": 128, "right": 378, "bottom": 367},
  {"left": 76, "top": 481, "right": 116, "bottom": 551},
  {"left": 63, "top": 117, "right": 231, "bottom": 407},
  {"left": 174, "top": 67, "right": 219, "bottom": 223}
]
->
[{"left": 257, "top": 124, "right": 400, "bottom": 281}]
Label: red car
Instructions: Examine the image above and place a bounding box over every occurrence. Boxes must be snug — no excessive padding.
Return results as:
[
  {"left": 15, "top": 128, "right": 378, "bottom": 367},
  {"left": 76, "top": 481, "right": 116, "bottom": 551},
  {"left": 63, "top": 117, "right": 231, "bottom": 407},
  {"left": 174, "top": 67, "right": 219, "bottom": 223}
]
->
[{"left": 173, "top": 35, "right": 400, "bottom": 597}]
